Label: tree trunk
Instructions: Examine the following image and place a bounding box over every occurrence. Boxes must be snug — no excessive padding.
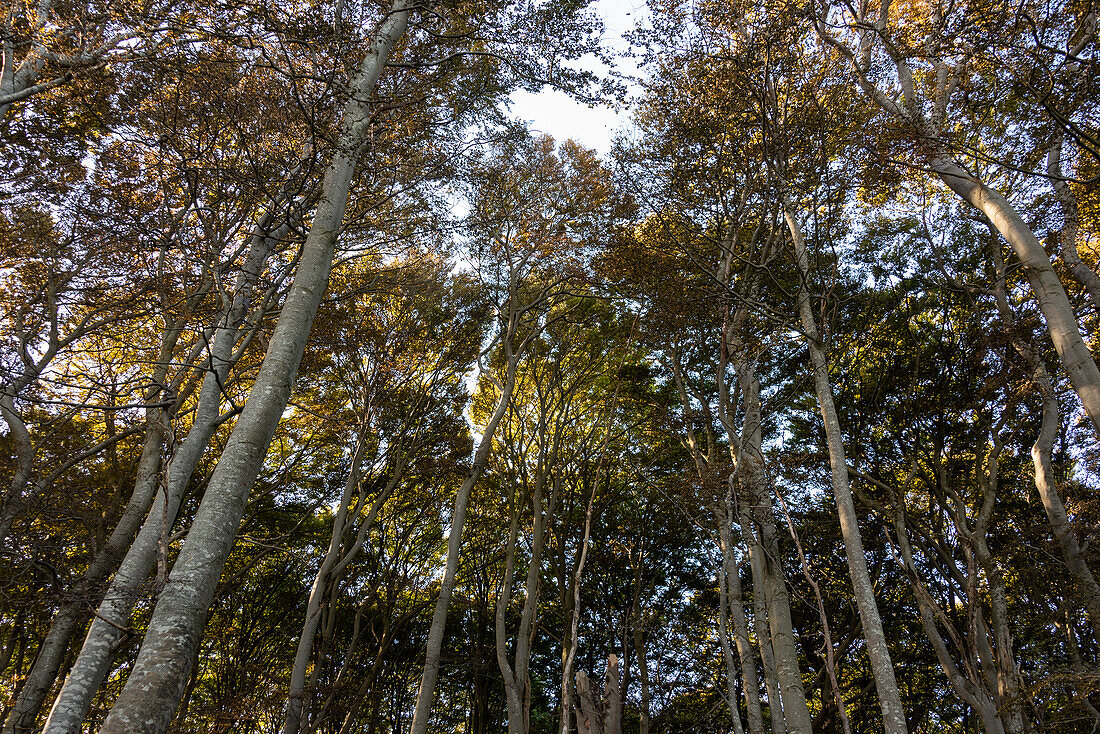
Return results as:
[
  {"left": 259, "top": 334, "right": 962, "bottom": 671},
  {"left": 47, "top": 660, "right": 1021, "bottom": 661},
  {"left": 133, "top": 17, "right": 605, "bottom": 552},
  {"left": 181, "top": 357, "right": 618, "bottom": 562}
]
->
[
  {"left": 496, "top": 480, "right": 527, "bottom": 733},
  {"left": 988, "top": 235, "right": 1100, "bottom": 645},
  {"left": 890, "top": 498, "right": 1007, "bottom": 734},
  {"left": 717, "top": 524, "right": 748, "bottom": 734},
  {"left": 282, "top": 441, "right": 369, "bottom": 734},
  {"left": 2, "top": 417, "right": 164, "bottom": 734},
  {"left": 784, "top": 199, "right": 908, "bottom": 734},
  {"left": 632, "top": 624, "right": 651, "bottom": 734},
  {"left": 741, "top": 463, "right": 812, "bottom": 734},
  {"left": 408, "top": 352, "right": 518, "bottom": 734},
  {"left": 93, "top": 10, "right": 409, "bottom": 731},
  {"left": 927, "top": 152, "right": 1100, "bottom": 439},
  {"left": 724, "top": 527, "right": 765, "bottom": 734},
  {"left": 2, "top": 314, "right": 197, "bottom": 733},
  {"left": 1047, "top": 134, "right": 1100, "bottom": 313},
  {"left": 44, "top": 226, "right": 282, "bottom": 734},
  {"left": 604, "top": 655, "right": 621, "bottom": 734},
  {"left": 743, "top": 513, "right": 785, "bottom": 734}
]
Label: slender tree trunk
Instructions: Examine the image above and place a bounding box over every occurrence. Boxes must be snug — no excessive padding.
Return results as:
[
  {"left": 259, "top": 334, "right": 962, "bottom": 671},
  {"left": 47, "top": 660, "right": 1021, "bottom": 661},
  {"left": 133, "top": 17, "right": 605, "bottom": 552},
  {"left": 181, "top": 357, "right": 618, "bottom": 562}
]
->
[
  {"left": 978, "top": 556, "right": 1025, "bottom": 734},
  {"left": 1047, "top": 134, "right": 1100, "bottom": 312},
  {"left": 282, "top": 442, "right": 368, "bottom": 734},
  {"left": 724, "top": 525, "right": 765, "bottom": 734},
  {"left": 562, "top": 475, "right": 598, "bottom": 734},
  {"left": 3, "top": 431, "right": 163, "bottom": 734},
  {"left": 972, "top": 445, "right": 1026, "bottom": 734},
  {"left": 741, "top": 455, "right": 812, "bottom": 734},
  {"left": 2, "top": 315, "right": 194, "bottom": 733},
  {"left": 1032, "top": 362, "right": 1100, "bottom": 641},
  {"left": 408, "top": 355, "right": 517, "bottom": 734},
  {"left": 893, "top": 510, "right": 1006, "bottom": 734},
  {"left": 496, "top": 437, "right": 551, "bottom": 734},
  {"left": 775, "top": 488, "right": 852, "bottom": 734},
  {"left": 632, "top": 624, "right": 651, "bottom": 734},
  {"left": 743, "top": 514, "right": 785, "bottom": 734},
  {"left": 512, "top": 471, "right": 547, "bottom": 733},
  {"left": 717, "top": 524, "right": 747, "bottom": 734},
  {"left": 93, "top": 12, "right": 409, "bottom": 732},
  {"left": 496, "top": 479, "right": 527, "bottom": 732},
  {"left": 783, "top": 199, "right": 908, "bottom": 734}
]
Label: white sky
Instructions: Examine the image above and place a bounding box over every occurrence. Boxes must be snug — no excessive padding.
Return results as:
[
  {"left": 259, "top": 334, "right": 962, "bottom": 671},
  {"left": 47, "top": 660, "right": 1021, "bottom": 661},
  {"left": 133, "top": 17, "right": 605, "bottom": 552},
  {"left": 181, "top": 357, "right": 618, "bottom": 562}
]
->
[{"left": 504, "top": 0, "right": 649, "bottom": 157}]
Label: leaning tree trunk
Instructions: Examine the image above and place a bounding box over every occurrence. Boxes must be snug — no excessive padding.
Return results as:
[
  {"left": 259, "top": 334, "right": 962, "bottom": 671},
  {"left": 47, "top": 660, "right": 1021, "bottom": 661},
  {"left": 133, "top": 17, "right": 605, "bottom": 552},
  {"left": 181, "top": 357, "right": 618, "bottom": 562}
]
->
[
  {"left": 2, "top": 313, "right": 200, "bottom": 734},
  {"left": 43, "top": 223, "right": 283, "bottom": 734},
  {"left": 927, "top": 150, "right": 1100, "bottom": 439},
  {"left": 783, "top": 199, "right": 908, "bottom": 734},
  {"left": 3, "top": 415, "right": 165, "bottom": 734},
  {"left": 94, "top": 9, "right": 409, "bottom": 732},
  {"left": 988, "top": 237, "right": 1100, "bottom": 645},
  {"left": 281, "top": 440, "right": 367, "bottom": 734},
  {"left": 828, "top": 27, "right": 1100, "bottom": 440},
  {"left": 408, "top": 350, "right": 518, "bottom": 734}
]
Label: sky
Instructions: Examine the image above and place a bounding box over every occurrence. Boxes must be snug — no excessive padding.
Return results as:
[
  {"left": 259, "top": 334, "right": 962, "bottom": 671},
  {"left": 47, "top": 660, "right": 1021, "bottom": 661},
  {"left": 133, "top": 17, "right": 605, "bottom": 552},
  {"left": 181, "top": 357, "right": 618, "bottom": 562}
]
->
[{"left": 503, "top": 0, "right": 649, "bottom": 157}]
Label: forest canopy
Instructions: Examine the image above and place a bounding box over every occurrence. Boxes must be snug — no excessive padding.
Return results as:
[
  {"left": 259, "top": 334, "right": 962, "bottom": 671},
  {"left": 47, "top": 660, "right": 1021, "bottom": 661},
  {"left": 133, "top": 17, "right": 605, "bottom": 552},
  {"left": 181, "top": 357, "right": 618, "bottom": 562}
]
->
[{"left": 1, "top": 0, "right": 1099, "bottom": 732}]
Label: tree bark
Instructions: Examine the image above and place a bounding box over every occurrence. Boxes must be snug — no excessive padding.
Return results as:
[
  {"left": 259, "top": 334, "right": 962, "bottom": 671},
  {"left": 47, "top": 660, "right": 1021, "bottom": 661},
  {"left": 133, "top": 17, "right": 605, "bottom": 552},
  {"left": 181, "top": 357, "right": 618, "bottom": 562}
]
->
[
  {"left": 93, "top": 10, "right": 409, "bottom": 731},
  {"left": 1047, "top": 134, "right": 1100, "bottom": 313},
  {"left": 2, "top": 314, "right": 198, "bottom": 733},
  {"left": 988, "top": 235, "right": 1100, "bottom": 644},
  {"left": 783, "top": 199, "right": 908, "bottom": 734},
  {"left": 743, "top": 514, "right": 785, "bottom": 734},
  {"left": 928, "top": 152, "right": 1100, "bottom": 438},
  {"left": 717, "top": 523, "right": 748, "bottom": 734},
  {"left": 44, "top": 224, "right": 283, "bottom": 734},
  {"left": 408, "top": 350, "right": 517, "bottom": 734},
  {"left": 281, "top": 441, "right": 369, "bottom": 734}
]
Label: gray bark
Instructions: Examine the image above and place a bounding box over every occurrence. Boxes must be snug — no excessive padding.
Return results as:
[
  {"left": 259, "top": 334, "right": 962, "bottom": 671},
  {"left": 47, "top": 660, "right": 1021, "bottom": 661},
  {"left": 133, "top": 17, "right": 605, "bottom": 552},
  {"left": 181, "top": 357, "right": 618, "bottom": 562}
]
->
[
  {"left": 281, "top": 441, "right": 367, "bottom": 734},
  {"left": 892, "top": 509, "right": 1005, "bottom": 734},
  {"left": 92, "top": 10, "right": 409, "bottom": 731},
  {"left": 43, "top": 222, "right": 284, "bottom": 734},
  {"left": 743, "top": 515, "right": 785, "bottom": 734},
  {"left": 823, "top": 14, "right": 1100, "bottom": 439},
  {"left": 632, "top": 623, "right": 651, "bottom": 734},
  {"left": 775, "top": 489, "right": 852, "bottom": 734},
  {"left": 604, "top": 655, "right": 621, "bottom": 734},
  {"left": 928, "top": 151, "right": 1100, "bottom": 438},
  {"left": 3, "top": 421, "right": 164, "bottom": 734},
  {"left": 408, "top": 348, "right": 518, "bottom": 734},
  {"left": 725, "top": 530, "right": 764, "bottom": 734},
  {"left": 738, "top": 466, "right": 811, "bottom": 732},
  {"left": 2, "top": 315, "right": 196, "bottom": 733},
  {"left": 784, "top": 199, "right": 908, "bottom": 734},
  {"left": 988, "top": 235, "right": 1100, "bottom": 644},
  {"left": 717, "top": 524, "right": 748, "bottom": 734},
  {"left": 1047, "top": 135, "right": 1100, "bottom": 312},
  {"left": 572, "top": 656, "right": 621, "bottom": 734}
]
